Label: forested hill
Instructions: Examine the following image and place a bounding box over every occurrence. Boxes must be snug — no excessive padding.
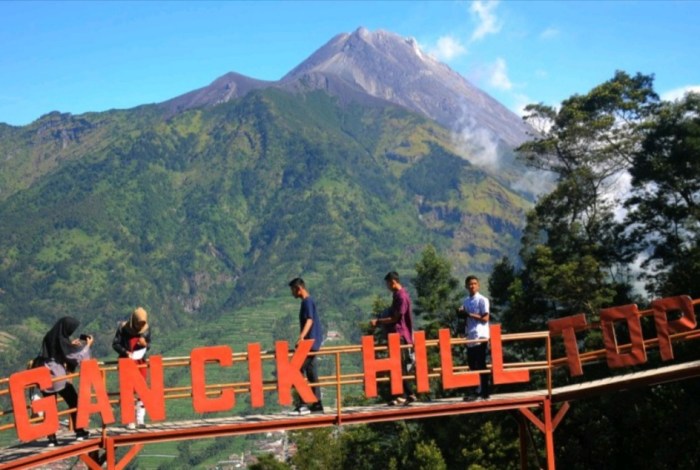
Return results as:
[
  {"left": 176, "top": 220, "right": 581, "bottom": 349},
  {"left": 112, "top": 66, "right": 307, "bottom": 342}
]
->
[{"left": 0, "top": 88, "right": 530, "bottom": 373}]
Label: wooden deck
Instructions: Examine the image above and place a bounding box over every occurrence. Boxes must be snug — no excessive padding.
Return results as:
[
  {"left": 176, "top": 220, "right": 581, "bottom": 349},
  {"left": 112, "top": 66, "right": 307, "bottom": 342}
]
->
[{"left": 0, "top": 391, "right": 548, "bottom": 469}]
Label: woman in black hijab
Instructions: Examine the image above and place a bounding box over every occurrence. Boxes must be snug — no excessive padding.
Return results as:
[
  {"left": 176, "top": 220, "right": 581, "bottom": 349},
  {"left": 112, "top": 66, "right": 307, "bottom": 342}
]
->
[{"left": 37, "top": 316, "right": 93, "bottom": 445}]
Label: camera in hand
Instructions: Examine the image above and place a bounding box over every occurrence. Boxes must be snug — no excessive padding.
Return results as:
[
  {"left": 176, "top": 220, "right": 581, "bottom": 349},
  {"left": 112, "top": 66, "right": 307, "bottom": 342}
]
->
[{"left": 79, "top": 334, "right": 90, "bottom": 341}]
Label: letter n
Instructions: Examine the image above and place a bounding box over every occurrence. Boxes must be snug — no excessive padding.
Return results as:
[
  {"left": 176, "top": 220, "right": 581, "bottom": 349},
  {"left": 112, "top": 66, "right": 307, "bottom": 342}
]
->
[
  {"left": 9, "top": 368, "right": 59, "bottom": 442},
  {"left": 119, "top": 355, "right": 165, "bottom": 424}
]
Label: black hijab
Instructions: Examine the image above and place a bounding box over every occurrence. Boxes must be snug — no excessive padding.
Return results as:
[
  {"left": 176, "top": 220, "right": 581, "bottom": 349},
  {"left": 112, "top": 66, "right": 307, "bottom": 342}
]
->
[{"left": 40, "top": 316, "right": 80, "bottom": 364}]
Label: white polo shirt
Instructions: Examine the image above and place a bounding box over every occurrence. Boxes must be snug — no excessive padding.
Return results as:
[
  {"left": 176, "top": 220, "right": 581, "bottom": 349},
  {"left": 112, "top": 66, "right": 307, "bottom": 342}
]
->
[{"left": 463, "top": 292, "right": 490, "bottom": 344}]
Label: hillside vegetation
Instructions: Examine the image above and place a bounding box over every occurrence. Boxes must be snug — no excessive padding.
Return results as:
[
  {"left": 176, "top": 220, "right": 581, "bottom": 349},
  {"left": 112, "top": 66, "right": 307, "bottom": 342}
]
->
[{"left": 0, "top": 88, "right": 530, "bottom": 374}]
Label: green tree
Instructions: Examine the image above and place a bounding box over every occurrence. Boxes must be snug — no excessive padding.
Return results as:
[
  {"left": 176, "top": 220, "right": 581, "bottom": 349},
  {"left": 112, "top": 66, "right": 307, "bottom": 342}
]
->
[
  {"left": 412, "top": 244, "right": 461, "bottom": 336},
  {"left": 290, "top": 428, "right": 342, "bottom": 469},
  {"left": 413, "top": 439, "right": 447, "bottom": 470},
  {"left": 625, "top": 92, "right": 700, "bottom": 296},
  {"left": 507, "top": 71, "right": 658, "bottom": 324},
  {"left": 249, "top": 453, "right": 291, "bottom": 470}
]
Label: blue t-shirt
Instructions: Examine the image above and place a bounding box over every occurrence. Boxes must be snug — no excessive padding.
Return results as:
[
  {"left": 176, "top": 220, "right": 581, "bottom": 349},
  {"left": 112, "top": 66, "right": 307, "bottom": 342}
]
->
[{"left": 299, "top": 296, "right": 323, "bottom": 351}]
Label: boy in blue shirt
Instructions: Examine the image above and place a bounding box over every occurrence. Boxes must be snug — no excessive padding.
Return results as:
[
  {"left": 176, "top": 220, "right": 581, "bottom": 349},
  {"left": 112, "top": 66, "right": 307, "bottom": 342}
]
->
[{"left": 288, "top": 277, "right": 324, "bottom": 414}]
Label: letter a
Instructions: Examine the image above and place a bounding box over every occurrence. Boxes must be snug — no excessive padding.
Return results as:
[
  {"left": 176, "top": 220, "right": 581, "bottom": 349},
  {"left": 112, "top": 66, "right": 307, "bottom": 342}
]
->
[{"left": 76, "top": 359, "right": 115, "bottom": 428}]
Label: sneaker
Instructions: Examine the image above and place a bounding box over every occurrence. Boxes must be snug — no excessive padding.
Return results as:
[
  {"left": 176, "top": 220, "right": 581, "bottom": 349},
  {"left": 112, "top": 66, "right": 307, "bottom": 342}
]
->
[
  {"left": 47, "top": 435, "right": 58, "bottom": 447},
  {"left": 126, "top": 422, "right": 137, "bottom": 430},
  {"left": 137, "top": 423, "right": 147, "bottom": 429},
  {"left": 404, "top": 395, "right": 417, "bottom": 406},
  {"left": 288, "top": 405, "right": 311, "bottom": 415},
  {"left": 388, "top": 397, "right": 406, "bottom": 406},
  {"left": 75, "top": 429, "right": 90, "bottom": 441},
  {"left": 309, "top": 402, "right": 324, "bottom": 414}
]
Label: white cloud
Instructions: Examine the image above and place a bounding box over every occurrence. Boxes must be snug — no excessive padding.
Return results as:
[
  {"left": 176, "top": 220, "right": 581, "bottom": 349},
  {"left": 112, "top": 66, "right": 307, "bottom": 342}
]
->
[
  {"left": 661, "top": 85, "right": 700, "bottom": 102},
  {"left": 453, "top": 111, "right": 556, "bottom": 197},
  {"left": 453, "top": 114, "right": 502, "bottom": 170},
  {"left": 428, "top": 35, "right": 467, "bottom": 61},
  {"left": 470, "top": 0, "right": 502, "bottom": 42},
  {"left": 539, "top": 27, "right": 560, "bottom": 40},
  {"left": 511, "top": 169, "right": 556, "bottom": 197},
  {"left": 488, "top": 58, "right": 512, "bottom": 91}
]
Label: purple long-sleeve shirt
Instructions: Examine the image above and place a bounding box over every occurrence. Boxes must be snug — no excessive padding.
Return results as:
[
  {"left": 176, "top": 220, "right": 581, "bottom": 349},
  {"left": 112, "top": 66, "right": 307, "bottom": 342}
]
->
[{"left": 384, "top": 287, "right": 414, "bottom": 344}]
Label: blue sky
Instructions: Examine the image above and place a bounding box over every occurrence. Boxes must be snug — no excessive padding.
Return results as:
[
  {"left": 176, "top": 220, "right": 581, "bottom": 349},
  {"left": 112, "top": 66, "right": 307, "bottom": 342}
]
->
[{"left": 1, "top": 0, "right": 698, "bottom": 126}]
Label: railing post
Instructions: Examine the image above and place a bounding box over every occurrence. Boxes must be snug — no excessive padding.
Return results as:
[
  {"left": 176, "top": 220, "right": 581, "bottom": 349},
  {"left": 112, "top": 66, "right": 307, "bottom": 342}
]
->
[
  {"left": 335, "top": 351, "right": 342, "bottom": 425},
  {"left": 546, "top": 333, "right": 552, "bottom": 398}
]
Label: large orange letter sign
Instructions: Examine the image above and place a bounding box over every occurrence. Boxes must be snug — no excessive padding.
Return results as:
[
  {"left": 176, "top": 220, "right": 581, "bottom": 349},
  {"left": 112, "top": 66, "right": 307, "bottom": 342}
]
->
[
  {"left": 119, "top": 355, "right": 165, "bottom": 424},
  {"left": 549, "top": 314, "right": 588, "bottom": 376},
  {"left": 600, "top": 304, "right": 647, "bottom": 368},
  {"left": 490, "top": 324, "right": 530, "bottom": 384},
  {"left": 76, "top": 359, "right": 115, "bottom": 428},
  {"left": 247, "top": 343, "right": 265, "bottom": 408},
  {"left": 275, "top": 340, "right": 318, "bottom": 406},
  {"left": 412, "top": 331, "right": 430, "bottom": 393},
  {"left": 9, "top": 368, "right": 59, "bottom": 442},
  {"left": 191, "top": 346, "right": 235, "bottom": 414},
  {"left": 438, "top": 329, "right": 480, "bottom": 390},
  {"left": 362, "top": 333, "right": 404, "bottom": 397},
  {"left": 652, "top": 296, "right": 697, "bottom": 361}
]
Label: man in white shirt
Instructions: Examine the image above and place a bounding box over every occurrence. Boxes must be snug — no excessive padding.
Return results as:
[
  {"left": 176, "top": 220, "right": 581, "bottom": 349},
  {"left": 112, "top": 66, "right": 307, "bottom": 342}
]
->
[{"left": 458, "top": 275, "right": 490, "bottom": 400}]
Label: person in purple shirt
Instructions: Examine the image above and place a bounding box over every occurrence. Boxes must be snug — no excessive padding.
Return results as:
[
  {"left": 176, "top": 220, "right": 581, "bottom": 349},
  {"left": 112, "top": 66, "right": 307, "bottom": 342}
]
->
[
  {"left": 370, "top": 271, "right": 417, "bottom": 406},
  {"left": 288, "top": 277, "right": 324, "bottom": 415}
]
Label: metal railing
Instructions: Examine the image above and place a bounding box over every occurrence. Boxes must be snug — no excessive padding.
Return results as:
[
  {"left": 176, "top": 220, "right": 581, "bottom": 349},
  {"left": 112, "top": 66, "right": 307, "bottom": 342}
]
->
[{"left": 0, "top": 329, "right": 554, "bottom": 439}]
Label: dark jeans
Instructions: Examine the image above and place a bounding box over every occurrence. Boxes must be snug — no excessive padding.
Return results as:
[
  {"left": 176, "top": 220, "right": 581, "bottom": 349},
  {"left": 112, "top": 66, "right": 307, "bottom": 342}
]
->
[
  {"left": 301, "top": 354, "right": 321, "bottom": 404},
  {"left": 400, "top": 338, "right": 415, "bottom": 398},
  {"left": 467, "top": 341, "right": 490, "bottom": 397},
  {"left": 42, "top": 382, "right": 85, "bottom": 432}
]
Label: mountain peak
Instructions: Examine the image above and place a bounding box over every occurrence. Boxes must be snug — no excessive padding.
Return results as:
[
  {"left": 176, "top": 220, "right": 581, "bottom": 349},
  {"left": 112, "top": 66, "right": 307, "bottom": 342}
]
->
[
  {"left": 161, "top": 27, "right": 532, "bottom": 148},
  {"left": 281, "top": 27, "right": 531, "bottom": 147}
]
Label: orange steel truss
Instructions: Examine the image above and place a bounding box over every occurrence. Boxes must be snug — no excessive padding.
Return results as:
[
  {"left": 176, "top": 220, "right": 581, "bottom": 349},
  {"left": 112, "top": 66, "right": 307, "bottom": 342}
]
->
[{"left": 1, "top": 297, "right": 699, "bottom": 470}]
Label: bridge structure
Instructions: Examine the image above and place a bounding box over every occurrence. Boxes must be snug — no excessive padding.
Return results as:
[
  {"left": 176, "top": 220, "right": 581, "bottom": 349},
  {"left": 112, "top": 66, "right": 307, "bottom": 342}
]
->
[{"left": 1, "top": 296, "right": 699, "bottom": 470}]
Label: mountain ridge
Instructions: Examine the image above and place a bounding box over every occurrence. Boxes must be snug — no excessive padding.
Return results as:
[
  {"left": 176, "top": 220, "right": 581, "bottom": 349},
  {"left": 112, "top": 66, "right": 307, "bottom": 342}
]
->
[{"left": 161, "top": 27, "right": 532, "bottom": 148}]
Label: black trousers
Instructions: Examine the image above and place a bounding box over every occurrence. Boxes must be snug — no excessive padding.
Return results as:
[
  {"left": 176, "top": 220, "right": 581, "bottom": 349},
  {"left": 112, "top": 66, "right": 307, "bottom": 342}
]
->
[
  {"left": 400, "top": 338, "right": 415, "bottom": 398},
  {"left": 301, "top": 355, "right": 322, "bottom": 404},
  {"left": 42, "top": 382, "right": 84, "bottom": 432},
  {"left": 467, "top": 342, "right": 490, "bottom": 397}
]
